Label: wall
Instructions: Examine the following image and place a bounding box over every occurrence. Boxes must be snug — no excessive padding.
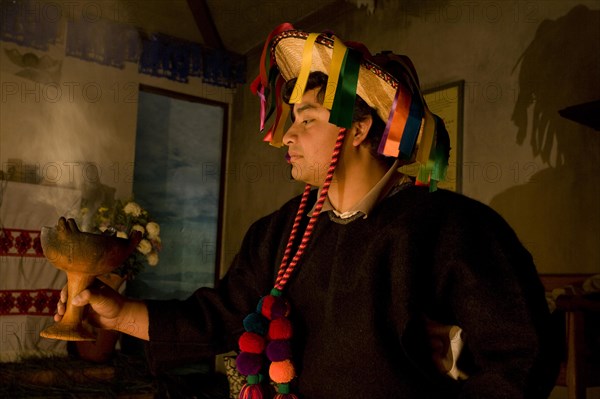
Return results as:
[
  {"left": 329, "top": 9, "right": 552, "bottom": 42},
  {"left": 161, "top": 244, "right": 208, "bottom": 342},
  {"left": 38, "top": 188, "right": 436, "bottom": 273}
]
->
[
  {"left": 0, "top": 51, "right": 233, "bottom": 201},
  {"left": 221, "top": 0, "right": 600, "bottom": 278},
  {"left": 0, "top": 0, "right": 235, "bottom": 265}
]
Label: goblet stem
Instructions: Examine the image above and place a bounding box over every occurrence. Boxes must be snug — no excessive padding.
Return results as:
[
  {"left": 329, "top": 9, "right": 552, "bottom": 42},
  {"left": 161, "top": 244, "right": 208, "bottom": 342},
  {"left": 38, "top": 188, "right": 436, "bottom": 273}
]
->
[
  {"left": 40, "top": 271, "right": 97, "bottom": 341},
  {"left": 62, "top": 271, "right": 95, "bottom": 325}
]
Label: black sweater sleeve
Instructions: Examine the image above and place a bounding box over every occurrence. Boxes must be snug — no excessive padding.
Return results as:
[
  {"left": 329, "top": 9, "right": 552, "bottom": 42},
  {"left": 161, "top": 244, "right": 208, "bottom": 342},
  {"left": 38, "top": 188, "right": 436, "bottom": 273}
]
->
[
  {"left": 144, "top": 199, "right": 297, "bottom": 373},
  {"left": 430, "top": 192, "right": 560, "bottom": 399}
]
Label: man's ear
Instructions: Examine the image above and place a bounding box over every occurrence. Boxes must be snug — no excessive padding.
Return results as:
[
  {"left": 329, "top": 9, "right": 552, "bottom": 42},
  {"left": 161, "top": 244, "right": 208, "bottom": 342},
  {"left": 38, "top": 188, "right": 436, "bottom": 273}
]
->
[{"left": 352, "top": 115, "right": 373, "bottom": 147}]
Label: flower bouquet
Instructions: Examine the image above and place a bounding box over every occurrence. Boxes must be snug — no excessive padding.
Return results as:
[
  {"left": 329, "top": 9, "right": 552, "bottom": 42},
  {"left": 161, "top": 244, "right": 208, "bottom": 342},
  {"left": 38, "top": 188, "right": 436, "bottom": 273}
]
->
[{"left": 82, "top": 200, "right": 161, "bottom": 281}]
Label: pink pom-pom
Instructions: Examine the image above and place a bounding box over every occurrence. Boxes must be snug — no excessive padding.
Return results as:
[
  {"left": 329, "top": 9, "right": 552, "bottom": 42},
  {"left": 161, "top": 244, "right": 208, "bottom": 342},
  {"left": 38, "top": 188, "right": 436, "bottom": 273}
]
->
[
  {"left": 267, "top": 318, "right": 293, "bottom": 340},
  {"left": 266, "top": 340, "right": 292, "bottom": 362},
  {"left": 236, "top": 352, "right": 263, "bottom": 376},
  {"left": 269, "top": 359, "right": 296, "bottom": 384},
  {"left": 238, "top": 332, "right": 266, "bottom": 354}
]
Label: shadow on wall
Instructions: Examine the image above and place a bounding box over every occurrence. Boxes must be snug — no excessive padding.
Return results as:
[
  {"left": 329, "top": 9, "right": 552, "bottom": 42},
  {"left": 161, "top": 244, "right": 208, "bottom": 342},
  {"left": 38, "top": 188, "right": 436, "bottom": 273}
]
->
[{"left": 490, "top": 5, "right": 600, "bottom": 274}]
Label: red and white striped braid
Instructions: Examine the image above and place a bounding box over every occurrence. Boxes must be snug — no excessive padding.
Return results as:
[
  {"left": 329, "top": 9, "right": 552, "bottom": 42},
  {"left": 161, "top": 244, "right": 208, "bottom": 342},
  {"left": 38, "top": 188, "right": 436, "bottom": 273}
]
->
[
  {"left": 274, "top": 183, "right": 312, "bottom": 284},
  {"left": 274, "top": 127, "right": 347, "bottom": 291}
]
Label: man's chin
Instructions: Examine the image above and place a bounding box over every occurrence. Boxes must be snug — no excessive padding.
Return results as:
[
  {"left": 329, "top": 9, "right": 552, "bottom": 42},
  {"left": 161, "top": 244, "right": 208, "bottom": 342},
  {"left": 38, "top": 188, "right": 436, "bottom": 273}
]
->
[{"left": 289, "top": 164, "right": 299, "bottom": 177}]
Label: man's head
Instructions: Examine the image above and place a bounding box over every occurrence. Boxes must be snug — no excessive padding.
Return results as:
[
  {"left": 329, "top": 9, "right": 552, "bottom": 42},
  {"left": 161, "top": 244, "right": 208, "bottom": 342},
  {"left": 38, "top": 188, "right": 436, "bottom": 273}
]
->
[
  {"left": 251, "top": 26, "right": 450, "bottom": 189},
  {"left": 282, "top": 71, "right": 392, "bottom": 168}
]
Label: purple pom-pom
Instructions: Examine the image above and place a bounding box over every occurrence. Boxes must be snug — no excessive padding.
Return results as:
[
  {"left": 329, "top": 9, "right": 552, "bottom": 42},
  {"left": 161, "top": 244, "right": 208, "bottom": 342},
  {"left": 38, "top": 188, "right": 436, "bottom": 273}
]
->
[
  {"left": 236, "top": 351, "right": 263, "bottom": 376},
  {"left": 243, "top": 312, "right": 268, "bottom": 335},
  {"left": 266, "top": 340, "right": 292, "bottom": 362}
]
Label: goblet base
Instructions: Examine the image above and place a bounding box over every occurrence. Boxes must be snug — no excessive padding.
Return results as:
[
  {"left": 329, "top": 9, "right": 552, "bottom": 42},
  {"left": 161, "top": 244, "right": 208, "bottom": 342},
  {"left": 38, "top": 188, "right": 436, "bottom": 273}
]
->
[{"left": 40, "top": 321, "right": 97, "bottom": 341}]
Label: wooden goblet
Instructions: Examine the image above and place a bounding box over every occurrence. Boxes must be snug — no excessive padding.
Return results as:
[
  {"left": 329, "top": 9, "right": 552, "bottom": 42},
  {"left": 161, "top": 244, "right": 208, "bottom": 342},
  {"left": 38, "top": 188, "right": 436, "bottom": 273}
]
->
[{"left": 40, "top": 217, "right": 141, "bottom": 341}]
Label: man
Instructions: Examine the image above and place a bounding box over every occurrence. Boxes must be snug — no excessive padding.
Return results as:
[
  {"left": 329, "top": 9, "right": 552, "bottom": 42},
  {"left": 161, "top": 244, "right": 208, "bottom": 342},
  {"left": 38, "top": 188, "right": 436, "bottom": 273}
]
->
[{"left": 57, "top": 25, "right": 559, "bottom": 398}]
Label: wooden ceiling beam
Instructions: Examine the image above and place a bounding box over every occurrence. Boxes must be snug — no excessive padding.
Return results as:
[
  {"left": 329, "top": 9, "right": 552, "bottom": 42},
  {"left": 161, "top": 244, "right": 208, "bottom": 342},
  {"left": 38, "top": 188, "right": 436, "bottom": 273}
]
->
[{"left": 186, "top": 0, "right": 224, "bottom": 50}]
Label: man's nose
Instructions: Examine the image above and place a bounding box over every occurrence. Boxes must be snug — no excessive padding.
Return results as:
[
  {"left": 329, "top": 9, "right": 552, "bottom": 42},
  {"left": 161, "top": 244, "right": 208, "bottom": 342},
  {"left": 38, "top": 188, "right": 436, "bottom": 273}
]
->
[{"left": 282, "top": 123, "right": 298, "bottom": 145}]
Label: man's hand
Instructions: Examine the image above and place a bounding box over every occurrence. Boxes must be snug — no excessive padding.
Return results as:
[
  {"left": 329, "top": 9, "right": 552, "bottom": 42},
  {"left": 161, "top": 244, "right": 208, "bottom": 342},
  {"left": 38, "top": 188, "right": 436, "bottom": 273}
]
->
[{"left": 54, "top": 280, "right": 150, "bottom": 340}]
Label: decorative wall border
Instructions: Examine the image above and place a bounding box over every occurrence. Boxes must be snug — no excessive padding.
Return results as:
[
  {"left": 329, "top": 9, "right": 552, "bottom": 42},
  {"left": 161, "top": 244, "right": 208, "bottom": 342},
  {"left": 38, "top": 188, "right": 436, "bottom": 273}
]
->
[
  {"left": 0, "top": 228, "right": 44, "bottom": 257},
  {"left": 0, "top": 289, "right": 60, "bottom": 316},
  {"left": 0, "top": 0, "right": 246, "bottom": 88}
]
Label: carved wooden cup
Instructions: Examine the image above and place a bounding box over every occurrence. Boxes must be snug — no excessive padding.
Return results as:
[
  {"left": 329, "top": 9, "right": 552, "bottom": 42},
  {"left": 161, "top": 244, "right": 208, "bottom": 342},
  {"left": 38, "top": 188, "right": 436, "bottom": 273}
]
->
[{"left": 40, "top": 217, "right": 141, "bottom": 341}]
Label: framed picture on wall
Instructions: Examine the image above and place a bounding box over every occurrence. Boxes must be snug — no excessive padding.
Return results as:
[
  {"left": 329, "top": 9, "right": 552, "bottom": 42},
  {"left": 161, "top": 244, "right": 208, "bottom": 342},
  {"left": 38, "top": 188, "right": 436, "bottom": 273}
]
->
[{"left": 423, "top": 80, "right": 464, "bottom": 193}]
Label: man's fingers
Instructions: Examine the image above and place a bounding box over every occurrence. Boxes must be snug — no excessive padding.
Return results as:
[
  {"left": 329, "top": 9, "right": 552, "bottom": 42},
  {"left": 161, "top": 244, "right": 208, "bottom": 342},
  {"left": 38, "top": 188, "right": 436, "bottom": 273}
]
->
[
  {"left": 57, "top": 299, "right": 66, "bottom": 315},
  {"left": 60, "top": 285, "right": 67, "bottom": 303},
  {"left": 55, "top": 286, "right": 68, "bottom": 321},
  {"left": 71, "top": 289, "right": 91, "bottom": 306}
]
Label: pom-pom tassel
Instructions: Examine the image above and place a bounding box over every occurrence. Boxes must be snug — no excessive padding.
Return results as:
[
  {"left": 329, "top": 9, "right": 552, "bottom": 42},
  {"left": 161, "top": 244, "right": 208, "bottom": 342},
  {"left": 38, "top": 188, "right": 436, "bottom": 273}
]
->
[
  {"left": 239, "top": 375, "right": 265, "bottom": 399},
  {"left": 274, "top": 393, "right": 299, "bottom": 399},
  {"left": 239, "top": 383, "right": 265, "bottom": 399},
  {"left": 274, "top": 383, "right": 298, "bottom": 399}
]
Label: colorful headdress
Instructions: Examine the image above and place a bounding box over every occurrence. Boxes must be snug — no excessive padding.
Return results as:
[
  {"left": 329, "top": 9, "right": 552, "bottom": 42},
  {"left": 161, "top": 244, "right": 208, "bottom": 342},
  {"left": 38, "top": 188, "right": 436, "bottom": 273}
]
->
[
  {"left": 250, "top": 23, "right": 450, "bottom": 190},
  {"left": 237, "top": 24, "right": 451, "bottom": 399}
]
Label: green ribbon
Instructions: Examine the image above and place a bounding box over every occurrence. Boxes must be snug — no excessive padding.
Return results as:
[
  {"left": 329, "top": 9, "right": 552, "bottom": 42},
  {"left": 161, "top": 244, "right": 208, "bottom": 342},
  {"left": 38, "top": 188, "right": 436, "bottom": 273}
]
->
[
  {"left": 329, "top": 48, "right": 361, "bottom": 129},
  {"left": 431, "top": 115, "right": 450, "bottom": 183}
]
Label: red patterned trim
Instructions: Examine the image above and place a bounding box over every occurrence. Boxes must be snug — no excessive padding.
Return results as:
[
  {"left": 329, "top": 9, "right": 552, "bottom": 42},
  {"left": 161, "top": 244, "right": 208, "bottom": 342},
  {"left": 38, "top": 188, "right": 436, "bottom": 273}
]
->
[
  {"left": 0, "top": 289, "right": 60, "bottom": 316},
  {"left": 0, "top": 228, "right": 44, "bottom": 257}
]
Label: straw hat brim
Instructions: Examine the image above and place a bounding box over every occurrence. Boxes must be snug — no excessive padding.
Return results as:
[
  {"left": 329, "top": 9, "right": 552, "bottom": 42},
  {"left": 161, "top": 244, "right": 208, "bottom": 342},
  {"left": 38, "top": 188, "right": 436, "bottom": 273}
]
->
[{"left": 272, "top": 31, "right": 399, "bottom": 124}]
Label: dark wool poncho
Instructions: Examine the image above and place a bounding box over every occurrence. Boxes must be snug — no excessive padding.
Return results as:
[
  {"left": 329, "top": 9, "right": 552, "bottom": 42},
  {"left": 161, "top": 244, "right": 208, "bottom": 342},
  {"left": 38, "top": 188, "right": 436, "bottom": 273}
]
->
[{"left": 145, "top": 186, "right": 560, "bottom": 399}]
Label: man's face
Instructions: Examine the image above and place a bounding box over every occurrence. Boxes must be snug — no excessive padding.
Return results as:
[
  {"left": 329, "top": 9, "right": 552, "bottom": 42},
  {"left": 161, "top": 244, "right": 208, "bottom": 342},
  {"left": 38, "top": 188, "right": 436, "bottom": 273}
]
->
[{"left": 283, "top": 88, "right": 341, "bottom": 186}]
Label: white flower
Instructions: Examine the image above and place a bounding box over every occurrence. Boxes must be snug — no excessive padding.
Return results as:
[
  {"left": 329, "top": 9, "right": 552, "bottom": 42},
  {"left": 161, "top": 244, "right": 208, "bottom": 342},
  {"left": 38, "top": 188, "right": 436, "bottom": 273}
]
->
[
  {"left": 146, "top": 251, "right": 159, "bottom": 266},
  {"left": 146, "top": 222, "right": 160, "bottom": 239},
  {"left": 137, "top": 239, "right": 152, "bottom": 255},
  {"left": 123, "top": 202, "right": 142, "bottom": 217},
  {"left": 132, "top": 224, "right": 145, "bottom": 234},
  {"left": 116, "top": 231, "right": 128, "bottom": 239}
]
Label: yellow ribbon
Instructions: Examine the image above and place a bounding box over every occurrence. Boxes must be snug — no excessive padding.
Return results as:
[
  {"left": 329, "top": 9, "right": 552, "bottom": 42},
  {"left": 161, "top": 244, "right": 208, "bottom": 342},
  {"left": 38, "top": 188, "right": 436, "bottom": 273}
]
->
[{"left": 289, "top": 33, "right": 320, "bottom": 104}]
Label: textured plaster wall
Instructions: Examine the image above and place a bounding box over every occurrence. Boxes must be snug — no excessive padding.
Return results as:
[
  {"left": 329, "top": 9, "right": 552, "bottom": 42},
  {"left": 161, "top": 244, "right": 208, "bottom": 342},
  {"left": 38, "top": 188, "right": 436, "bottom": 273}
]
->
[{"left": 0, "top": 49, "right": 233, "bottom": 200}]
